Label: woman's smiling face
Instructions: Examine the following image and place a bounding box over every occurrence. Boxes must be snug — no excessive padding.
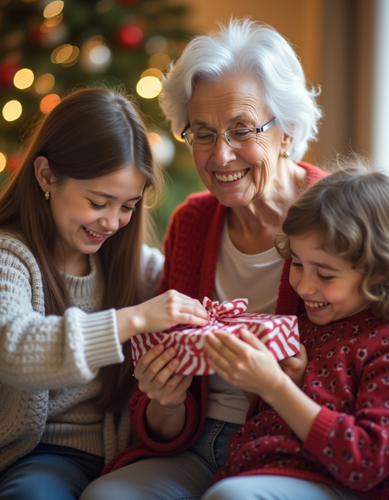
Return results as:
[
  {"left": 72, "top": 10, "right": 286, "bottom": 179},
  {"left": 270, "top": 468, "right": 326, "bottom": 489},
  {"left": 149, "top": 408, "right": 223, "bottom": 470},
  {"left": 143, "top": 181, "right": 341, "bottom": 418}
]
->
[{"left": 186, "top": 73, "right": 284, "bottom": 209}]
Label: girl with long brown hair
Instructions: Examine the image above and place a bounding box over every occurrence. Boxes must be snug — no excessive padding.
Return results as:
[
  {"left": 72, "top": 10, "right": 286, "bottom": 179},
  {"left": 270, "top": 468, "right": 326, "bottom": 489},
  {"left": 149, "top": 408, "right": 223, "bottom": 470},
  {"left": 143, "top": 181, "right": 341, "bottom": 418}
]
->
[{"left": 0, "top": 86, "right": 208, "bottom": 500}]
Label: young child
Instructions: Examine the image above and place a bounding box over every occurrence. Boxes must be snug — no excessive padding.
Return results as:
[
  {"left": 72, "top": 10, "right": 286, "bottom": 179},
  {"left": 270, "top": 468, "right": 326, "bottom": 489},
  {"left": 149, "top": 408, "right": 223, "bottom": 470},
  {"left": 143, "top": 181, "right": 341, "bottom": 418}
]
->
[
  {"left": 0, "top": 87, "right": 209, "bottom": 500},
  {"left": 200, "top": 159, "right": 389, "bottom": 500}
]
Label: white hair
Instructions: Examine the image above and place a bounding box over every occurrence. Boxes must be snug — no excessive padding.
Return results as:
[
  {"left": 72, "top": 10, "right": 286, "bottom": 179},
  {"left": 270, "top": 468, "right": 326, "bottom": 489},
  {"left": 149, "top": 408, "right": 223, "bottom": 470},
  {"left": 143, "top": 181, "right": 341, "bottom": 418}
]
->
[{"left": 159, "top": 18, "right": 322, "bottom": 161}]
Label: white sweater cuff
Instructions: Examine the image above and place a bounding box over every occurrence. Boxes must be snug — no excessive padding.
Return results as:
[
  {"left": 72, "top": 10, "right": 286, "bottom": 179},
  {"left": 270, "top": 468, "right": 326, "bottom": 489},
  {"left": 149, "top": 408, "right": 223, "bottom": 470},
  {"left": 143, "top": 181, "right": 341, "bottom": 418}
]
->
[{"left": 77, "top": 309, "right": 124, "bottom": 370}]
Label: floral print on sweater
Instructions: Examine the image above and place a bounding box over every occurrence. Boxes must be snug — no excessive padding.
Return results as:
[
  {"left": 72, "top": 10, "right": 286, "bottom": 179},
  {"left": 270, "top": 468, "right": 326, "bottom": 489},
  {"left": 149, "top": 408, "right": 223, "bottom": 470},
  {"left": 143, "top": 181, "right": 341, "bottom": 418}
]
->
[{"left": 215, "top": 309, "right": 389, "bottom": 499}]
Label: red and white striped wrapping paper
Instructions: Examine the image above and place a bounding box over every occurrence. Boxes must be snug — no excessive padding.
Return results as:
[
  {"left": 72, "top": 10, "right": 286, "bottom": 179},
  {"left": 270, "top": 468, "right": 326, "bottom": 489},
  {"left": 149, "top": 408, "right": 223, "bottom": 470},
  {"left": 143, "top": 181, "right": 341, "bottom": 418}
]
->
[{"left": 131, "top": 297, "right": 300, "bottom": 376}]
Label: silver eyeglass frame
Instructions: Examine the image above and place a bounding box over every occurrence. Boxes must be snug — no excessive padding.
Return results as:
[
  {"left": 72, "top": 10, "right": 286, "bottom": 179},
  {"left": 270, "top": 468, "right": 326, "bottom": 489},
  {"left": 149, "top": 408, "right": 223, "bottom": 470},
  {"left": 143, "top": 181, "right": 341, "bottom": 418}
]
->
[{"left": 180, "top": 118, "right": 277, "bottom": 150}]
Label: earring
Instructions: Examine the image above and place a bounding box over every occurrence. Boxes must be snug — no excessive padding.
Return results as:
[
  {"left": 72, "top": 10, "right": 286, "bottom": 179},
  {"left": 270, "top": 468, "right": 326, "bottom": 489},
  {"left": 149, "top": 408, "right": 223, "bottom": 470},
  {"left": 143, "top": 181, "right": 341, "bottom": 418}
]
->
[
  {"left": 282, "top": 151, "right": 290, "bottom": 159},
  {"left": 44, "top": 191, "right": 50, "bottom": 201}
]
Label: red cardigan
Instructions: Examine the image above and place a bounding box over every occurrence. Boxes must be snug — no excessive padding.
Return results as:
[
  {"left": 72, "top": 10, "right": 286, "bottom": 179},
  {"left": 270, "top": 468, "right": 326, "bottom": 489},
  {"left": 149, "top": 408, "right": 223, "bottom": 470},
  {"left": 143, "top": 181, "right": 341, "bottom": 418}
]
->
[{"left": 103, "top": 163, "right": 326, "bottom": 470}]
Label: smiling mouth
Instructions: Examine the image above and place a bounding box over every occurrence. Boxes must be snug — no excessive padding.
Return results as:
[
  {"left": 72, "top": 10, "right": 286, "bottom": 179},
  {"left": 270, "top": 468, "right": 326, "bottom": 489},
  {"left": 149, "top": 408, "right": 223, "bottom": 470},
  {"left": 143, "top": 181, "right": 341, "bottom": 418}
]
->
[
  {"left": 305, "top": 301, "right": 330, "bottom": 309},
  {"left": 83, "top": 227, "right": 106, "bottom": 239},
  {"left": 214, "top": 169, "right": 249, "bottom": 183}
]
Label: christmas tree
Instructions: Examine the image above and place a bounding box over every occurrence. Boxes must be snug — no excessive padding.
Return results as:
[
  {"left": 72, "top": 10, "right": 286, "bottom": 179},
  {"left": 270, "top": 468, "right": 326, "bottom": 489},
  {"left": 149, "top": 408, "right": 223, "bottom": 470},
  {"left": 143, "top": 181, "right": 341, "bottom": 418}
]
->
[{"left": 0, "top": 0, "right": 204, "bottom": 238}]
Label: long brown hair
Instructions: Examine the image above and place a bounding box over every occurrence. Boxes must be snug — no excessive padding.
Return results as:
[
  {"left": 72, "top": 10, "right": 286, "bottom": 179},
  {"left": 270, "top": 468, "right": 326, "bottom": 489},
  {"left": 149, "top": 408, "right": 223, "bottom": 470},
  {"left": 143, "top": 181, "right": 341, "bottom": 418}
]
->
[{"left": 0, "top": 86, "right": 164, "bottom": 411}]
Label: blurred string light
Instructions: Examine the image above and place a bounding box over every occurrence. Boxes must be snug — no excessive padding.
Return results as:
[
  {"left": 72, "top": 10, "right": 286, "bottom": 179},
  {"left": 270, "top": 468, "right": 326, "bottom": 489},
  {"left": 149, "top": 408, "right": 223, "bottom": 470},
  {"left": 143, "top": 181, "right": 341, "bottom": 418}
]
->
[
  {"left": 13, "top": 68, "right": 34, "bottom": 90},
  {"left": 51, "top": 44, "right": 79, "bottom": 66},
  {"left": 0, "top": 0, "right": 188, "bottom": 174},
  {"left": 42, "top": 14, "right": 63, "bottom": 29},
  {"left": 35, "top": 73, "right": 55, "bottom": 94},
  {"left": 148, "top": 130, "right": 175, "bottom": 166},
  {"left": 40, "top": 94, "right": 61, "bottom": 114},
  {"left": 145, "top": 35, "right": 168, "bottom": 55},
  {"left": 80, "top": 37, "right": 111, "bottom": 73},
  {"left": 148, "top": 53, "right": 170, "bottom": 71},
  {"left": 136, "top": 76, "right": 162, "bottom": 99},
  {"left": 43, "top": 1, "right": 64, "bottom": 19},
  {"left": 0, "top": 153, "right": 7, "bottom": 173},
  {"left": 141, "top": 68, "right": 162, "bottom": 79},
  {"left": 2, "top": 101, "right": 22, "bottom": 122}
]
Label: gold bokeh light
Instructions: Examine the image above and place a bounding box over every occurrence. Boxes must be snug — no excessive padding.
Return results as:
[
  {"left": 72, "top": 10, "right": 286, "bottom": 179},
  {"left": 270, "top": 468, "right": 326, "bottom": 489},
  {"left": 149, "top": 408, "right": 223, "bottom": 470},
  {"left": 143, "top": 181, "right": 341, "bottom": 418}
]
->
[
  {"left": 35, "top": 73, "right": 55, "bottom": 94},
  {"left": 43, "top": 1, "right": 64, "bottom": 19},
  {"left": 136, "top": 76, "right": 162, "bottom": 99},
  {"left": 51, "top": 44, "right": 72, "bottom": 64},
  {"left": 2, "top": 100, "right": 22, "bottom": 122},
  {"left": 141, "top": 68, "right": 162, "bottom": 79},
  {"left": 14, "top": 68, "right": 34, "bottom": 90},
  {"left": 0, "top": 153, "right": 7, "bottom": 173},
  {"left": 148, "top": 53, "right": 170, "bottom": 71}
]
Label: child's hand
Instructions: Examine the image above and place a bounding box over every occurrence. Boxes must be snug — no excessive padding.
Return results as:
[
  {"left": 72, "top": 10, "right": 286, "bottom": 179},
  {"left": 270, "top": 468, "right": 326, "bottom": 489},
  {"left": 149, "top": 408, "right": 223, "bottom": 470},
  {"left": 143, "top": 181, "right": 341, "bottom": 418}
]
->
[
  {"left": 279, "top": 343, "right": 308, "bottom": 388},
  {"left": 204, "top": 327, "right": 286, "bottom": 399}
]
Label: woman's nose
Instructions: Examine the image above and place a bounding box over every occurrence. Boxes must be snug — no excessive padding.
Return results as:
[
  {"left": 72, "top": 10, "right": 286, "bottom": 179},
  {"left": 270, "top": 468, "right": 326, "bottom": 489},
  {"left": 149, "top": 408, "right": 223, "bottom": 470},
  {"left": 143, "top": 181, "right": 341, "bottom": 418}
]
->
[{"left": 211, "top": 134, "right": 237, "bottom": 165}]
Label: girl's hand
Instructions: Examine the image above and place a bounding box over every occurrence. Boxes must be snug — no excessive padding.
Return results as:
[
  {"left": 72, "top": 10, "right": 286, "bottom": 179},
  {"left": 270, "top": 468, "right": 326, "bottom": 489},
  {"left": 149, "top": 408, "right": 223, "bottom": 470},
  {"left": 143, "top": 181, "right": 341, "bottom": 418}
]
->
[
  {"left": 279, "top": 343, "right": 308, "bottom": 388},
  {"left": 134, "top": 343, "right": 192, "bottom": 408},
  {"left": 117, "top": 290, "right": 209, "bottom": 342},
  {"left": 204, "top": 327, "right": 286, "bottom": 399}
]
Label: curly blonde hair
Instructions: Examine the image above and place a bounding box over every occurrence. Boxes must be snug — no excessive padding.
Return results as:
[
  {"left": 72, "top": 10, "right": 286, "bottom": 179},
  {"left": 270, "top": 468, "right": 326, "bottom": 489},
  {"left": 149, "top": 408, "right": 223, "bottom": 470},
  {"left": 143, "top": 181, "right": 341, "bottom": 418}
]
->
[{"left": 275, "top": 156, "right": 389, "bottom": 320}]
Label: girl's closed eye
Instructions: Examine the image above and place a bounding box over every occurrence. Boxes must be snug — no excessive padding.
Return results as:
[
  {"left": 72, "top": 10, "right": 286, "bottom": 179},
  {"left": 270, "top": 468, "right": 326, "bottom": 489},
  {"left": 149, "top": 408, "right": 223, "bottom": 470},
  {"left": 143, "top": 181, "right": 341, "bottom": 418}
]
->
[
  {"left": 123, "top": 205, "right": 136, "bottom": 212},
  {"left": 291, "top": 261, "right": 302, "bottom": 269},
  {"left": 317, "top": 272, "right": 334, "bottom": 282},
  {"left": 89, "top": 200, "right": 106, "bottom": 210},
  {"left": 89, "top": 200, "right": 136, "bottom": 212}
]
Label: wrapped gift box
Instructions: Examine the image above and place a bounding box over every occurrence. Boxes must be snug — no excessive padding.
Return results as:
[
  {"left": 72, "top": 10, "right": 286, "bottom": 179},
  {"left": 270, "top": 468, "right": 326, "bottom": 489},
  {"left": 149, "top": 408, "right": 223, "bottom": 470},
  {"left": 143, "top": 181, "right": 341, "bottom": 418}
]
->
[{"left": 131, "top": 297, "right": 300, "bottom": 376}]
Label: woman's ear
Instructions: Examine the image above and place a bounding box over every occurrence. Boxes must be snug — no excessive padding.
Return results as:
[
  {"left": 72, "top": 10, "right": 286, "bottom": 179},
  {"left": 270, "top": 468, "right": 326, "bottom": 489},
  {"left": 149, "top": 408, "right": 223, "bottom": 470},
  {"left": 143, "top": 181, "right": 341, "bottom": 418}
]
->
[
  {"left": 34, "top": 156, "right": 55, "bottom": 193},
  {"left": 280, "top": 133, "right": 294, "bottom": 158}
]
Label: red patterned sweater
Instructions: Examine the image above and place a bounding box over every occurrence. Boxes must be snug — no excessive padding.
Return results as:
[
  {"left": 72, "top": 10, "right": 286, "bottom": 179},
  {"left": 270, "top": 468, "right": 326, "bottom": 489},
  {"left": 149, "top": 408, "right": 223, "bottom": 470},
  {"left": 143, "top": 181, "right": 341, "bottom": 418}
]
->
[
  {"left": 215, "top": 309, "right": 389, "bottom": 499},
  {"left": 103, "top": 164, "right": 333, "bottom": 471}
]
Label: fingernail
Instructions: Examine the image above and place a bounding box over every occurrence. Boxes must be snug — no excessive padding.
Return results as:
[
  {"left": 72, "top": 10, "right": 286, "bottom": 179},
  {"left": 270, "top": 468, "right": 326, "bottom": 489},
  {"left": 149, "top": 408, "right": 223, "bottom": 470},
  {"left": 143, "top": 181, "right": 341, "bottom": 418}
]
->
[
  {"left": 167, "top": 348, "right": 175, "bottom": 356},
  {"left": 156, "top": 344, "right": 164, "bottom": 353}
]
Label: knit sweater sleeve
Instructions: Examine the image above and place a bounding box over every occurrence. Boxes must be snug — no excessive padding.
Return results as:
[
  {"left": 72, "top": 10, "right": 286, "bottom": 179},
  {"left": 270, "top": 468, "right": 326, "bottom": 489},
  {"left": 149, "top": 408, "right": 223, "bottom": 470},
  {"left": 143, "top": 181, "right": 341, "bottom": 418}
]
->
[
  {"left": 0, "top": 238, "right": 124, "bottom": 392},
  {"left": 303, "top": 328, "right": 389, "bottom": 491}
]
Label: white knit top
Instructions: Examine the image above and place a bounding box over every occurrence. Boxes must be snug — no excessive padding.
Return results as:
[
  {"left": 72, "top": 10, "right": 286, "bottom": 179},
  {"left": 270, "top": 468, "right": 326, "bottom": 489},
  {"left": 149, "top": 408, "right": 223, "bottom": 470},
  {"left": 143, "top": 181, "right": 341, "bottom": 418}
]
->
[{"left": 0, "top": 230, "right": 164, "bottom": 471}]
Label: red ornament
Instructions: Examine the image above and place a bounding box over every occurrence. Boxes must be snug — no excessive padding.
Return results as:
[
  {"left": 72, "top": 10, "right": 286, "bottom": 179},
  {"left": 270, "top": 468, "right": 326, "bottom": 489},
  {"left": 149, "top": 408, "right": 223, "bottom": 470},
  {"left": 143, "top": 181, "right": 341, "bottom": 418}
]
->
[
  {"left": 116, "top": 24, "right": 143, "bottom": 50},
  {"left": 0, "top": 62, "right": 20, "bottom": 88}
]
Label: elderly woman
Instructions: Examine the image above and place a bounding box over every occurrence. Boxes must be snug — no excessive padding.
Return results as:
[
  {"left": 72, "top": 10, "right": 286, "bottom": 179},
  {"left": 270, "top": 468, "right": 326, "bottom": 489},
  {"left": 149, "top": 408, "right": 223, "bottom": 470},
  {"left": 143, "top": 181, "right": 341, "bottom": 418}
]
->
[{"left": 81, "top": 18, "right": 329, "bottom": 500}]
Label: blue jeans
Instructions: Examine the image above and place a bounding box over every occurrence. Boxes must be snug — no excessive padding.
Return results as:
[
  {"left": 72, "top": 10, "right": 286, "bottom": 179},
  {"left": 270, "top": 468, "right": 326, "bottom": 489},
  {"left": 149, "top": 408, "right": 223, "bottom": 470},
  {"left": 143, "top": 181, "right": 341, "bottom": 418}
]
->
[
  {"left": 81, "top": 417, "right": 241, "bottom": 500},
  {"left": 81, "top": 417, "right": 366, "bottom": 500},
  {"left": 0, "top": 443, "right": 104, "bottom": 500},
  {"left": 203, "top": 475, "right": 365, "bottom": 500}
]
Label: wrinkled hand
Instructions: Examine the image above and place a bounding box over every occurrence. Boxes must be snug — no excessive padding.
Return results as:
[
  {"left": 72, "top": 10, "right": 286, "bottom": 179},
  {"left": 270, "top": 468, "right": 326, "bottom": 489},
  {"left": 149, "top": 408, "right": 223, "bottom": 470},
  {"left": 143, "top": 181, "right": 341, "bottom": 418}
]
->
[
  {"left": 134, "top": 343, "right": 193, "bottom": 408},
  {"left": 279, "top": 343, "right": 308, "bottom": 388},
  {"left": 204, "top": 327, "right": 286, "bottom": 399}
]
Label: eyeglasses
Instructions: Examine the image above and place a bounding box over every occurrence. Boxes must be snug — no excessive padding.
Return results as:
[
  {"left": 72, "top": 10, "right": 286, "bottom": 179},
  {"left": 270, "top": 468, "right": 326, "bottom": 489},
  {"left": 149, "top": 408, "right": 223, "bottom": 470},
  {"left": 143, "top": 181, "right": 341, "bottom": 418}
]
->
[{"left": 181, "top": 118, "right": 277, "bottom": 151}]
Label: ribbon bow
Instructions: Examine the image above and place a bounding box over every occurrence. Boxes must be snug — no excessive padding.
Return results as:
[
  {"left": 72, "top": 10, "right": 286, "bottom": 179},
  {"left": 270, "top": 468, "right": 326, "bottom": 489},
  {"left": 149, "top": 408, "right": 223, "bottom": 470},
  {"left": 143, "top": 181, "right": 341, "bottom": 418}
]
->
[{"left": 203, "top": 297, "right": 249, "bottom": 321}]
